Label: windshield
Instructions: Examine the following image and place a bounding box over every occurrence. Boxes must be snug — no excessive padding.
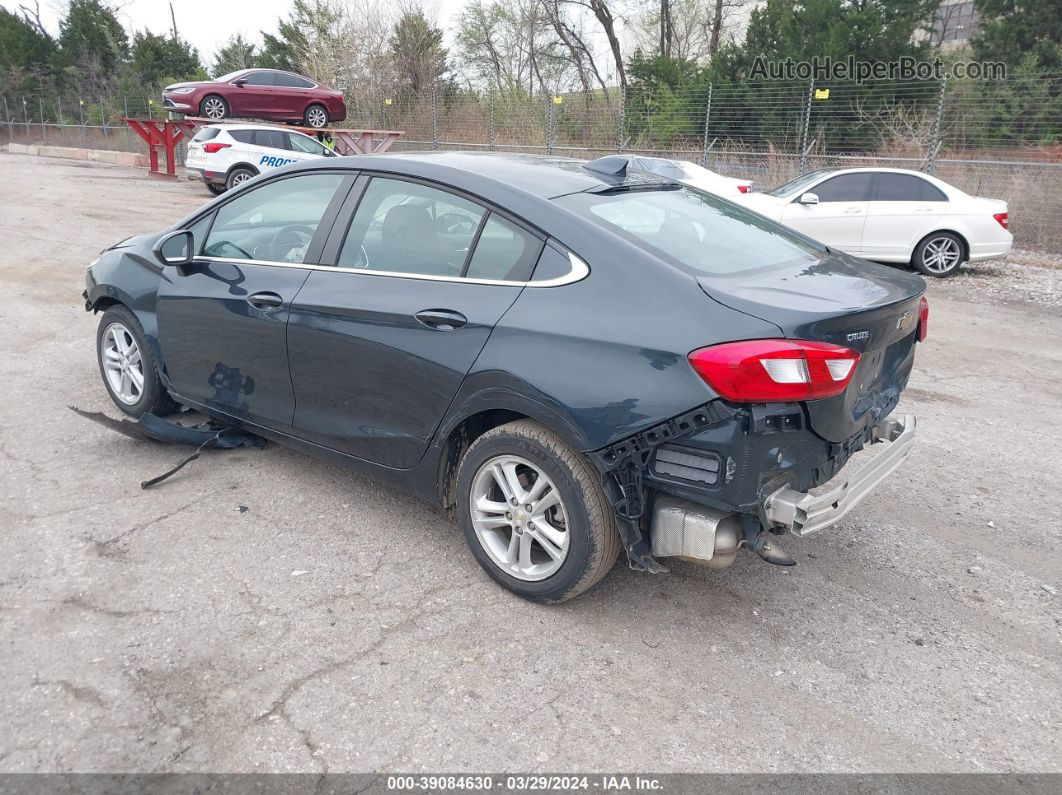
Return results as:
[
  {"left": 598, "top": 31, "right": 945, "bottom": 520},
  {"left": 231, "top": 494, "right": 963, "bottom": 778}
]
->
[
  {"left": 559, "top": 186, "right": 823, "bottom": 276},
  {"left": 765, "top": 170, "right": 831, "bottom": 197},
  {"left": 215, "top": 70, "right": 248, "bottom": 83}
]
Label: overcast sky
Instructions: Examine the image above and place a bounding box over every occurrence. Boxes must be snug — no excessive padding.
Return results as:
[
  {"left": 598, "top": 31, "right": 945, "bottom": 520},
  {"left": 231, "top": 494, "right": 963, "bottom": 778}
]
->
[{"left": 1, "top": 0, "right": 466, "bottom": 67}]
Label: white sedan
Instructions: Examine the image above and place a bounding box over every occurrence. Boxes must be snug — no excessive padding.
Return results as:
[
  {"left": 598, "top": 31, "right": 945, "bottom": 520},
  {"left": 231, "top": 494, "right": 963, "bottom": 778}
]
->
[
  {"left": 621, "top": 155, "right": 753, "bottom": 196},
  {"left": 735, "top": 167, "right": 1012, "bottom": 277},
  {"left": 184, "top": 123, "right": 337, "bottom": 195}
]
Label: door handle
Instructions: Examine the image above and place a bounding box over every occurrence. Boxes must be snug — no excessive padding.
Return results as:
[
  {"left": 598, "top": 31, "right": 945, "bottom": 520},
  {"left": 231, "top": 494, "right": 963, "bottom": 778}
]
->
[
  {"left": 415, "top": 309, "right": 467, "bottom": 331},
  {"left": 844, "top": 206, "right": 863, "bottom": 214},
  {"left": 247, "top": 291, "right": 284, "bottom": 309}
]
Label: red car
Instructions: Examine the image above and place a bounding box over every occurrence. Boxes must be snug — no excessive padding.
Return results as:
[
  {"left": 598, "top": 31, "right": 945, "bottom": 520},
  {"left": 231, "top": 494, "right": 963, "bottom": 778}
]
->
[{"left": 162, "top": 69, "right": 346, "bottom": 129}]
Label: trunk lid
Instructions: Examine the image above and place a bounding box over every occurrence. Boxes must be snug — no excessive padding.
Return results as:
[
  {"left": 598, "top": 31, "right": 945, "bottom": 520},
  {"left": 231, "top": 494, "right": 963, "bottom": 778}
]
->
[{"left": 698, "top": 252, "right": 925, "bottom": 442}]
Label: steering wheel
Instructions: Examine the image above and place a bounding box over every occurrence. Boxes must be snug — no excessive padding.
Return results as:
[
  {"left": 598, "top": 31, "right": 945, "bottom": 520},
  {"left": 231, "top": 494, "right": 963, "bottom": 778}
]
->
[
  {"left": 436, "top": 212, "right": 476, "bottom": 236},
  {"left": 210, "top": 240, "right": 255, "bottom": 260},
  {"left": 269, "top": 224, "right": 315, "bottom": 262}
]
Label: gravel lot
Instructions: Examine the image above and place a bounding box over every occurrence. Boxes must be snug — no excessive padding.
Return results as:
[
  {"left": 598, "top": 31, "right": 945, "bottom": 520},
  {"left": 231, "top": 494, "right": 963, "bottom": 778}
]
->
[{"left": 0, "top": 152, "right": 1059, "bottom": 774}]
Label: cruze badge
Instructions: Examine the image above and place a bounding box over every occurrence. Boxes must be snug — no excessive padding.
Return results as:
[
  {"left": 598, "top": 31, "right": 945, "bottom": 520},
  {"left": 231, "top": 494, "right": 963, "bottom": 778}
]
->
[
  {"left": 847, "top": 330, "right": 870, "bottom": 342},
  {"left": 896, "top": 310, "right": 915, "bottom": 332}
]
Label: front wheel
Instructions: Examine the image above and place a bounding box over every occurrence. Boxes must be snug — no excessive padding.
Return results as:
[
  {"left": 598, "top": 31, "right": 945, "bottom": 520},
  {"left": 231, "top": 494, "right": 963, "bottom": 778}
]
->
[
  {"left": 96, "top": 305, "right": 178, "bottom": 417},
  {"left": 199, "top": 95, "right": 229, "bottom": 121},
  {"left": 913, "top": 232, "right": 964, "bottom": 277},
  {"left": 456, "top": 420, "right": 621, "bottom": 603},
  {"left": 303, "top": 104, "right": 328, "bottom": 129}
]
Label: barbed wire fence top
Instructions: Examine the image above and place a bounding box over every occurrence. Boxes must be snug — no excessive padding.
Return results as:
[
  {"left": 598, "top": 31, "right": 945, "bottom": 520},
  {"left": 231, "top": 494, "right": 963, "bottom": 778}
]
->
[{"left": 3, "top": 73, "right": 1061, "bottom": 251}]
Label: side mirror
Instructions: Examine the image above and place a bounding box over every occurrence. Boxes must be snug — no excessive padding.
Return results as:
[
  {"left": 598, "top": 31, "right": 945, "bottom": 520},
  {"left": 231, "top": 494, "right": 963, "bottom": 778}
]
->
[
  {"left": 153, "top": 229, "right": 194, "bottom": 267},
  {"left": 798, "top": 192, "right": 819, "bottom": 205},
  {"left": 233, "top": 77, "right": 247, "bottom": 87}
]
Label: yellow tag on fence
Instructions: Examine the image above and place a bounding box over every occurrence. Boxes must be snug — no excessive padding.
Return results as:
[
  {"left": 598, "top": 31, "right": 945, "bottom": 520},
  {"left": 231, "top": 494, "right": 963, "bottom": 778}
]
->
[
  {"left": 814, "top": 88, "right": 830, "bottom": 100},
  {"left": 384, "top": 98, "right": 393, "bottom": 106},
  {"left": 553, "top": 96, "right": 563, "bottom": 104}
]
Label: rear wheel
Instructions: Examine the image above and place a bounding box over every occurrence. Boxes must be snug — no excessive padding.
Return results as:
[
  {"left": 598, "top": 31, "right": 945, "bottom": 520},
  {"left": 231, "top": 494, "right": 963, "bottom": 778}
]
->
[
  {"left": 199, "top": 95, "right": 228, "bottom": 121},
  {"left": 205, "top": 182, "right": 225, "bottom": 196},
  {"left": 913, "top": 232, "right": 964, "bottom": 277},
  {"left": 304, "top": 104, "right": 328, "bottom": 129},
  {"left": 226, "top": 166, "right": 256, "bottom": 191},
  {"left": 96, "top": 306, "right": 178, "bottom": 417},
  {"left": 456, "top": 420, "right": 620, "bottom": 603}
]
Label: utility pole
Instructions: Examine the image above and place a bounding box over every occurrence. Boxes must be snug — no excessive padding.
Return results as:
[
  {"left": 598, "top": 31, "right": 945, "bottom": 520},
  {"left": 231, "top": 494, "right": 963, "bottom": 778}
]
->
[
  {"left": 169, "top": 2, "right": 178, "bottom": 41},
  {"left": 659, "top": 0, "right": 671, "bottom": 58}
]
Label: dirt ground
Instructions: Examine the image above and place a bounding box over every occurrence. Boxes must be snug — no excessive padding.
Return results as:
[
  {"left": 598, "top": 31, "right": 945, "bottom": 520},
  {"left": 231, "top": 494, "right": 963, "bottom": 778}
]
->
[{"left": 0, "top": 152, "right": 1059, "bottom": 773}]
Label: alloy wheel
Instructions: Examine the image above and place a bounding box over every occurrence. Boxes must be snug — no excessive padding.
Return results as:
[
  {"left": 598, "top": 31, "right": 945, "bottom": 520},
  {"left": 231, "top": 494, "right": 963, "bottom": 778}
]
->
[
  {"left": 230, "top": 171, "right": 252, "bottom": 187},
  {"left": 469, "top": 455, "right": 570, "bottom": 581},
  {"left": 202, "top": 97, "right": 226, "bottom": 119},
  {"left": 922, "top": 236, "right": 961, "bottom": 274},
  {"left": 306, "top": 107, "right": 327, "bottom": 128},
  {"left": 100, "top": 322, "right": 144, "bottom": 406}
]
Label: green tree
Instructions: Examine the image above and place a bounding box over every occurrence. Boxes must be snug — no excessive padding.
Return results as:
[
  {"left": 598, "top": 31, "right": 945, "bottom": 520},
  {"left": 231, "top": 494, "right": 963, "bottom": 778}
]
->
[
  {"left": 0, "top": 7, "right": 56, "bottom": 91},
  {"left": 129, "top": 30, "right": 204, "bottom": 88},
  {"left": 972, "top": 0, "right": 1062, "bottom": 71},
  {"left": 390, "top": 10, "right": 448, "bottom": 95},
  {"left": 57, "top": 0, "right": 129, "bottom": 77},
  {"left": 212, "top": 33, "right": 260, "bottom": 77}
]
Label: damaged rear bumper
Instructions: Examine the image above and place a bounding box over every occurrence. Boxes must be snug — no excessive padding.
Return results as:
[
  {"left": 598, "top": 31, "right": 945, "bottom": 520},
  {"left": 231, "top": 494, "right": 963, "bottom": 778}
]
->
[{"left": 763, "top": 414, "right": 917, "bottom": 536}]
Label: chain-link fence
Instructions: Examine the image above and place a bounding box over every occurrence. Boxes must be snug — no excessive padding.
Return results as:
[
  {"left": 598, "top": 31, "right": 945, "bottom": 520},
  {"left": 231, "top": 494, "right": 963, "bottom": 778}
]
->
[{"left": 3, "top": 74, "right": 1061, "bottom": 251}]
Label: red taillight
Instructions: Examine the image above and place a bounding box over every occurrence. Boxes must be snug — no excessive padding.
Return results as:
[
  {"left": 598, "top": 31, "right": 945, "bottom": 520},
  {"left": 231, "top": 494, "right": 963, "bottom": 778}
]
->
[
  {"left": 202, "top": 142, "right": 230, "bottom": 154},
  {"left": 993, "top": 211, "right": 1008, "bottom": 229},
  {"left": 688, "top": 339, "right": 861, "bottom": 402},
  {"left": 737, "top": 184, "right": 750, "bottom": 193},
  {"left": 917, "top": 296, "right": 929, "bottom": 343}
]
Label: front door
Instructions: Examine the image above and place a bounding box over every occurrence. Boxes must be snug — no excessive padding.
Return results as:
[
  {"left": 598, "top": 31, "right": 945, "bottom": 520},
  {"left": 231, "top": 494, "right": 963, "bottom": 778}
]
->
[
  {"left": 287, "top": 176, "right": 543, "bottom": 468},
  {"left": 229, "top": 71, "right": 275, "bottom": 117},
  {"left": 780, "top": 172, "right": 874, "bottom": 254},
  {"left": 156, "top": 170, "right": 350, "bottom": 429}
]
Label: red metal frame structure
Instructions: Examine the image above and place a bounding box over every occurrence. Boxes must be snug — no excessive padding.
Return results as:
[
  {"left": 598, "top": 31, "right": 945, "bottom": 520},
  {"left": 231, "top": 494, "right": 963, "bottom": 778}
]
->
[
  {"left": 122, "top": 118, "right": 200, "bottom": 178},
  {"left": 121, "top": 117, "right": 404, "bottom": 179}
]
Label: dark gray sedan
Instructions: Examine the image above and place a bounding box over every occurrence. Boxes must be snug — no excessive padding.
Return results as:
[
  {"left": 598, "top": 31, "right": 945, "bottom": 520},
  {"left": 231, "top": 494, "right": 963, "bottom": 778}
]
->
[{"left": 85, "top": 152, "right": 927, "bottom": 602}]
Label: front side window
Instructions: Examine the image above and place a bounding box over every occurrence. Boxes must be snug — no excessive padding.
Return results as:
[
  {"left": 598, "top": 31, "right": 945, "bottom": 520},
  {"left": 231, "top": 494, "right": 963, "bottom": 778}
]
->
[
  {"left": 810, "top": 173, "right": 874, "bottom": 202},
  {"left": 242, "top": 71, "right": 275, "bottom": 86},
  {"left": 203, "top": 173, "right": 345, "bottom": 263},
  {"left": 288, "top": 133, "right": 327, "bottom": 155},
  {"left": 560, "top": 186, "right": 823, "bottom": 276},
  {"left": 338, "top": 178, "right": 486, "bottom": 276}
]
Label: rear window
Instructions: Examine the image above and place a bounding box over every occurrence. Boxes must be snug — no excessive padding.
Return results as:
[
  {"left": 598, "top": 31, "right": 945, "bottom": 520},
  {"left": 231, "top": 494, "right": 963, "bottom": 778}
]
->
[
  {"left": 559, "top": 187, "right": 823, "bottom": 276},
  {"left": 192, "top": 127, "right": 220, "bottom": 142}
]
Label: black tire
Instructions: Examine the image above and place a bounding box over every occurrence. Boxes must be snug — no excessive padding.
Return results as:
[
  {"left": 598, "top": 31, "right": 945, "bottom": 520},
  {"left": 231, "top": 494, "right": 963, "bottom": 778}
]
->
[
  {"left": 96, "top": 305, "right": 179, "bottom": 418},
  {"left": 456, "top": 420, "right": 621, "bottom": 603},
  {"left": 912, "top": 231, "right": 965, "bottom": 277},
  {"left": 205, "top": 182, "right": 225, "bottom": 196},
  {"left": 199, "top": 94, "right": 229, "bottom": 121},
  {"left": 225, "top": 166, "right": 257, "bottom": 191},
  {"left": 303, "top": 104, "right": 329, "bottom": 129}
]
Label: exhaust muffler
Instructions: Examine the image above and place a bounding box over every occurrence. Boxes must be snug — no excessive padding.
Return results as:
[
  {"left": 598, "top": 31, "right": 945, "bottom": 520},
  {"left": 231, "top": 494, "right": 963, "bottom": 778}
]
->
[{"left": 650, "top": 495, "right": 744, "bottom": 568}]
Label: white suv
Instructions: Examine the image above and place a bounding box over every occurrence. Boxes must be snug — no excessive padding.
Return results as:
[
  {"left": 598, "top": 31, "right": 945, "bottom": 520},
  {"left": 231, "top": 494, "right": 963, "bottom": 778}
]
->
[{"left": 185, "top": 123, "right": 337, "bottom": 195}]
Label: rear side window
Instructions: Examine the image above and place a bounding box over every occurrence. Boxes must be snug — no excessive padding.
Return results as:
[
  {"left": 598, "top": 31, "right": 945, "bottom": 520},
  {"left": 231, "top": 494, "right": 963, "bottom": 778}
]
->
[
  {"left": 338, "top": 177, "right": 486, "bottom": 276},
  {"left": 192, "top": 127, "right": 220, "bottom": 142},
  {"left": 810, "top": 174, "right": 874, "bottom": 202},
  {"left": 465, "top": 214, "right": 542, "bottom": 281},
  {"left": 203, "top": 173, "right": 345, "bottom": 263},
  {"left": 274, "top": 73, "right": 315, "bottom": 88},
  {"left": 875, "top": 173, "right": 947, "bottom": 202},
  {"left": 253, "top": 129, "right": 289, "bottom": 150},
  {"left": 229, "top": 130, "right": 254, "bottom": 144},
  {"left": 561, "top": 186, "right": 822, "bottom": 276}
]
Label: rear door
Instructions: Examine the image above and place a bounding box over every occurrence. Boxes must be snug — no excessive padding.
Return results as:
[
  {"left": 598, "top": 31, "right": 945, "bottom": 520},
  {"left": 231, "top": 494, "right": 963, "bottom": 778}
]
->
[
  {"left": 780, "top": 172, "right": 874, "bottom": 253},
  {"left": 156, "top": 171, "right": 352, "bottom": 429},
  {"left": 286, "top": 175, "right": 543, "bottom": 467},
  {"left": 861, "top": 173, "right": 949, "bottom": 259}
]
